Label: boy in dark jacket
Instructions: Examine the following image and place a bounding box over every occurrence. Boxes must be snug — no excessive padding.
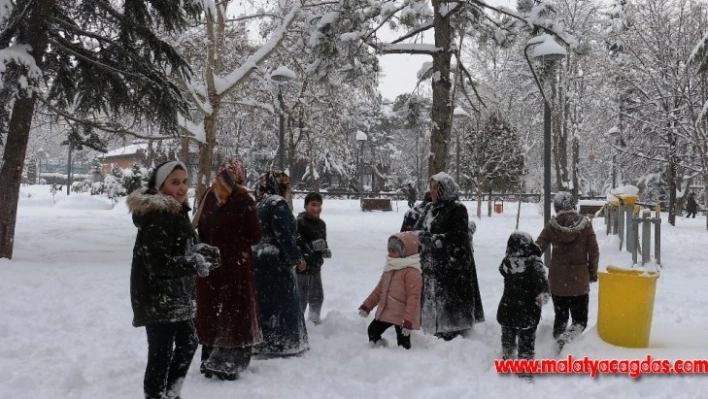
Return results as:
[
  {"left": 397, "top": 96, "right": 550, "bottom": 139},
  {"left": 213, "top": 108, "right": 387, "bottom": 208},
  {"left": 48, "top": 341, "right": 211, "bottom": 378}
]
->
[
  {"left": 497, "top": 231, "right": 549, "bottom": 374},
  {"left": 296, "top": 192, "right": 332, "bottom": 324}
]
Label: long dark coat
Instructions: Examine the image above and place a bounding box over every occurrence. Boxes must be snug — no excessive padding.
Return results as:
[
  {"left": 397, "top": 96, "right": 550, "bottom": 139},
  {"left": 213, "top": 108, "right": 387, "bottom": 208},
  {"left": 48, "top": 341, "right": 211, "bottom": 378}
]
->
[
  {"left": 252, "top": 194, "right": 308, "bottom": 356},
  {"left": 687, "top": 194, "right": 698, "bottom": 213},
  {"left": 196, "top": 186, "right": 263, "bottom": 348},
  {"left": 496, "top": 232, "right": 550, "bottom": 329},
  {"left": 414, "top": 174, "right": 484, "bottom": 334},
  {"left": 127, "top": 189, "right": 199, "bottom": 327}
]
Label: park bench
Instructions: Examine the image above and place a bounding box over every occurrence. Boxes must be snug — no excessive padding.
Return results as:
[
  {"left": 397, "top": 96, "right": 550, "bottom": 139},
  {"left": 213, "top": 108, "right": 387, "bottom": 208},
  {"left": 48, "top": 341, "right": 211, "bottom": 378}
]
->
[{"left": 360, "top": 198, "right": 392, "bottom": 212}]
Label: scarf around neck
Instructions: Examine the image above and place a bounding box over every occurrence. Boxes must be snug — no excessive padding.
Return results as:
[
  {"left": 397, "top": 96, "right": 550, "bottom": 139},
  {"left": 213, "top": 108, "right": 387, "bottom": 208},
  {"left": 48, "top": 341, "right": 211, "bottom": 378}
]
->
[{"left": 383, "top": 254, "right": 421, "bottom": 273}]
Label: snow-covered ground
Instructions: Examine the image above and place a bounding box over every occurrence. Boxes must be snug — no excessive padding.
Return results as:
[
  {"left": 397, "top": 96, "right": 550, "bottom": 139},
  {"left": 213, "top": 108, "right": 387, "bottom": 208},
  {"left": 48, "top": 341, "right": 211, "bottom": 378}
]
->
[{"left": 1, "top": 185, "right": 707, "bottom": 399}]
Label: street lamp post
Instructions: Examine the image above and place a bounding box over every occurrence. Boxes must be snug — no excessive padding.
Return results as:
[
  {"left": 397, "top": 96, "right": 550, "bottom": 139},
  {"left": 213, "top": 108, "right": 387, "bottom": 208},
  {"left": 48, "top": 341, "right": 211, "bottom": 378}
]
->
[
  {"left": 608, "top": 126, "right": 620, "bottom": 189},
  {"left": 356, "top": 131, "right": 368, "bottom": 199},
  {"left": 270, "top": 66, "right": 297, "bottom": 171},
  {"left": 524, "top": 34, "right": 567, "bottom": 266}
]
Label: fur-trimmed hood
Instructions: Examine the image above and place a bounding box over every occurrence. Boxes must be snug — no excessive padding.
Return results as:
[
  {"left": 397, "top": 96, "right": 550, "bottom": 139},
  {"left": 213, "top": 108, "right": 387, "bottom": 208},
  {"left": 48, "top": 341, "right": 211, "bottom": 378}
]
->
[
  {"left": 549, "top": 211, "right": 589, "bottom": 243},
  {"left": 127, "top": 189, "right": 188, "bottom": 226}
]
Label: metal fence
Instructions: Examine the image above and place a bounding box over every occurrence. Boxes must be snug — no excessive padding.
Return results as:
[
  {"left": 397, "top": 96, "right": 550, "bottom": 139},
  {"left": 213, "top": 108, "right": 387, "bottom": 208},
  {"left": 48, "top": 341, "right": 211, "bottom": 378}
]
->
[{"left": 291, "top": 191, "right": 606, "bottom": 203}]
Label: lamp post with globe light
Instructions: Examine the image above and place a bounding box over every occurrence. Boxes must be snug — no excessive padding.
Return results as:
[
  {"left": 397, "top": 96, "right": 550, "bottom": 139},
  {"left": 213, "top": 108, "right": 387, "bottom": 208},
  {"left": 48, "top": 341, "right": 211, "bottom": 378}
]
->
[
  {"left": 524, "top": 34, "right": 567, "bottom": 265},
  {"left": 270, "top": 66, "right": 297, "bottom": 171}
]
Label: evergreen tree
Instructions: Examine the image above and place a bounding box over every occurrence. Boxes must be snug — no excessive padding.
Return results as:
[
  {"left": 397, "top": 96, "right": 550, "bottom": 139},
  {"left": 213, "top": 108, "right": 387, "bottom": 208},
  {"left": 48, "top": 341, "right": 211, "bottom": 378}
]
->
[
  {"left": 465, "top": 112, "right": 524, "bottom": 194},
  {"left": 464, "top": 112, "right": 524, "bottom": 217},
  {"left": 124, "top": 163, "right": 144, "bottom": 194},
  {"left": 111, "top": 165, "right": 124, "bottom": 180},
  {"left": 91, "top": 158, "right": 103, "bottom": 182},
  {"left": 0, "top": 0, "right": 201, "bottom": 259},
  {"left": 26, "top": 157, "right": 37, "bottom": 185}
]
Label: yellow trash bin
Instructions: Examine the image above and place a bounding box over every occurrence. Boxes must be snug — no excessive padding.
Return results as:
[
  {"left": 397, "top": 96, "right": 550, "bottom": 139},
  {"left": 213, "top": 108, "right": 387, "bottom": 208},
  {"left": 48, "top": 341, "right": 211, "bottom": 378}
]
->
[{"left": 597, "top": 266, "right": 660, "bottom": 348}]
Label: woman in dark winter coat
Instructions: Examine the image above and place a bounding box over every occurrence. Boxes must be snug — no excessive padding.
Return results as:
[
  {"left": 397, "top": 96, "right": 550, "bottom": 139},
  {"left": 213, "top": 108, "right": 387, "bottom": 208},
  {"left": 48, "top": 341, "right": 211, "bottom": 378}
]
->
[
  {"left": 497, "top": 232, "right": 550, "bottom": 365},
  {"left": 400, "top": 191, "right": 431, "bottom": 232},
  {"left": 536, "top": 191, "right": 599, "bottom": 345},
  {"left": 414, "top": 172, "right": 484, "bottom": 340},
  {"left": 195, "top": 160, "right": 263, "bottom": 380},
  {"left": 128, "top": 161, "right": 221, "bottom": 399},
  {"left": 252, "top": 170, "right": 309, "bottom": 357}
]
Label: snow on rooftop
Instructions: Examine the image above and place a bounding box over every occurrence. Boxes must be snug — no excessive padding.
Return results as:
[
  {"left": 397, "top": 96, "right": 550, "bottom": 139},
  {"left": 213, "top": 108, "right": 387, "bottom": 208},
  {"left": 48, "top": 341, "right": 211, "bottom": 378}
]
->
[{"left": 103, "top": 143, "right": 149, "bottom": 158}]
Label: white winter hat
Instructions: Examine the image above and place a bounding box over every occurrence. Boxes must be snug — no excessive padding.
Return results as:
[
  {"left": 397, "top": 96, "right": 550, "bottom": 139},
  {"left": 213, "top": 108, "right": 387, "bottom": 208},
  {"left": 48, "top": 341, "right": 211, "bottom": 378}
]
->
[{"left": 152, "top": 160, "right": 187, "bottom": 190}]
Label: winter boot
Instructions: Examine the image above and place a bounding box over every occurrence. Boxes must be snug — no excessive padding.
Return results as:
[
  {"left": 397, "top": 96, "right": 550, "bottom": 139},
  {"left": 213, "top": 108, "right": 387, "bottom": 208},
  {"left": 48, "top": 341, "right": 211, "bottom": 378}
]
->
[{"left": 369, "top": 337, "right": 388, "bottom": 348}]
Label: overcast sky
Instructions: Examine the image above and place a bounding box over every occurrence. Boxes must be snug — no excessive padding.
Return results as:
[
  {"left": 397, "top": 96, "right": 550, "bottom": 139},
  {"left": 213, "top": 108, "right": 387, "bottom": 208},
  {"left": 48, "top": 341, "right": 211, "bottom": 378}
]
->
[{"left": 378, "top": 0, "right": 517, "bottom": 101}]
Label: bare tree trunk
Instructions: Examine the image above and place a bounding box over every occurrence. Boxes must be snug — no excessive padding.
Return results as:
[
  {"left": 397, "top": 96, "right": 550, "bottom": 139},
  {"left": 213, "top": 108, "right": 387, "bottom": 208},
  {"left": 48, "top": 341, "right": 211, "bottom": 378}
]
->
[
  {"left": 428, "top": 0, "right": 453, "bottom": 177},
  {"left": 476, "top": 184, "right": 482, "bottom": 219},
  {"left": 0, "top": 1, "right": 51, "bottom": 259},
  {"left": 488, "top": 188, "right": 492, "bottom": 217},
  {"left": 194, "top": 7, "right": 224, "bottom": 202},
  {"left": 572, "top": 136, "right": 580, "bottom": 197},
  {"left": 195, "top": 112, "right": 218, "bottom": 201},
  {"left": 705, "top": 173, "right": 708, "bottom": 231},
  {"left": 667, "top": 128, "right": 677, "bottom": 226},
  {"left": 0, "top": 95, "right": 38, "bottom": 259}
]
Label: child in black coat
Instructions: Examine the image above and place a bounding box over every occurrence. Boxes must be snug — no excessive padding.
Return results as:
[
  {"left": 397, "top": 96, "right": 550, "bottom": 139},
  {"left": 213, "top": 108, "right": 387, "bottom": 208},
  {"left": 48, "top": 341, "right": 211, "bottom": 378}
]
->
[
  {"left": 496, "top": 231, "right": 550, "bottom": 370},
  {"left": 296, "top": 192, "right": 332, "bottom": 324}
]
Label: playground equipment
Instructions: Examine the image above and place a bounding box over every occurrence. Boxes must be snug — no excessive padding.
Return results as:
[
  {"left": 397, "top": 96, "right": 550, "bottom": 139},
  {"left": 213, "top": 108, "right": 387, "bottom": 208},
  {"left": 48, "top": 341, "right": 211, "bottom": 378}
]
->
[{"left": 605, "top": 194, "right": 661, "bottom": 266}]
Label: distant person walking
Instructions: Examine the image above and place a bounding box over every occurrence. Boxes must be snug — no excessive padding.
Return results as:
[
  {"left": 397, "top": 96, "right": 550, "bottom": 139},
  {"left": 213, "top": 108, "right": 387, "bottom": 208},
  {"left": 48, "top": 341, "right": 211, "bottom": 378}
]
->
[
  {"left": 406, "top": 183, "right": 417, "bottom": 208},
  {"left": 686, "top": 192, "right": 698, "bottom": 218},
  {"left": 536, "top": 191, "right": 599, "bottom": 348}
]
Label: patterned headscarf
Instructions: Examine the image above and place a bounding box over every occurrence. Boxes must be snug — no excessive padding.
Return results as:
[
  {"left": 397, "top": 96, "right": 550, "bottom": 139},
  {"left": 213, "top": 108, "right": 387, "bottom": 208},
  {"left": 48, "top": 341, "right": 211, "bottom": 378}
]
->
[
  {"left": 256, "top": 170, "right": 290, "bottom": 202},
  {"left": 212, "top": 160, "right": 246, "bottom": 205}
]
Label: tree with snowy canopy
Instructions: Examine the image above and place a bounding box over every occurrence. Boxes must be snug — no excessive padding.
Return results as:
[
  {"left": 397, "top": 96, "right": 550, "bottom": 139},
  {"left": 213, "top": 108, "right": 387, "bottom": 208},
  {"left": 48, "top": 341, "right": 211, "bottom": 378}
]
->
[
  {"left": 26, "top": 157, "right": 37, "bottom": 185},
  {"left": 463, "top": 111, "right": 524, "bottom": 217},
  {"left": 0, "top": 0, "right": 201, "bottom": 259},
  {"left": 90, "top": 158, "right": 103, "bottom": 182},
  {"left": 305, "top": 0, "right": 572, "bottom": 179},
  {"left": 124, "top": 163, "right": 144, "bottom": 195}
]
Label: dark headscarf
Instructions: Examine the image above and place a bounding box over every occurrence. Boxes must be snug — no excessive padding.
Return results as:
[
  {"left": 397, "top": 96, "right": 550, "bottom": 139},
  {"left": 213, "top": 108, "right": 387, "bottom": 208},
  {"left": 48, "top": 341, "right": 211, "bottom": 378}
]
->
[
  {"left": 256, "top": 170, "right": 290, "bottom": 202},
  {"left": 505, "top": 231, "right": 543, "bottom": 258}
]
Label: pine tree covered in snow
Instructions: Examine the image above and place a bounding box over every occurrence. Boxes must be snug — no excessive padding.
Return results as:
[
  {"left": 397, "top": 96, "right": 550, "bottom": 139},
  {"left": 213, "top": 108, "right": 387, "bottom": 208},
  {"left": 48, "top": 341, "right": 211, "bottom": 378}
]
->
[
  {"left": 123, "top": 164, "right": 144, "bottom": 195},
  {"left": 465, "top": 112, "right": 524, "bottom": 194},
  {"left": 111, "top": 165, "right": 123, "bottom": 180},
  {"left": 0, "top": 0, "right": 201, "bottom": 259},
  {"left": 26, "top": 157, "right": 37, "bottom": 185}
]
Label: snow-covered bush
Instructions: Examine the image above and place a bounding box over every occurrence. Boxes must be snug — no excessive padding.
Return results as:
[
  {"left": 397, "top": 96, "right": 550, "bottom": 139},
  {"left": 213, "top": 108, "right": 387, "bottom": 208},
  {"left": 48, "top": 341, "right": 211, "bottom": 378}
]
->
[{"left": 103, "top": 175, "right": 126, "bottom": 199}]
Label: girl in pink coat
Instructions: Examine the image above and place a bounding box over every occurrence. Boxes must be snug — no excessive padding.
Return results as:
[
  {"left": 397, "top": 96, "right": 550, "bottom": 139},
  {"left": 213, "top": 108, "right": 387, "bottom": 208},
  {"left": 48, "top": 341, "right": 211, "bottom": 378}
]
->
[{"left": 358, "top": 232, "right": 422, "bottom": 350}]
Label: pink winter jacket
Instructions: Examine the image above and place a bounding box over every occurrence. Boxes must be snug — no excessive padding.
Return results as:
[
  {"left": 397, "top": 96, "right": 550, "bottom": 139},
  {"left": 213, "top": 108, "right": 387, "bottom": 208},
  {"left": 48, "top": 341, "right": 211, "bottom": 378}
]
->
[{"left": 362, "top": 255, "right": 423, "bottom": 329}]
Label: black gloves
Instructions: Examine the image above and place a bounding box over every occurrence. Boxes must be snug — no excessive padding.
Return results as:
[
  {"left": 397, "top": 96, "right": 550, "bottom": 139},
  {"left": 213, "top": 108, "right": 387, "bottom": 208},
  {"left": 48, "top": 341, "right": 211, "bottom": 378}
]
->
[
  {"left": 418, "top": 232, "right": 433, "bottom": 247},
  {"left": 190, "top": 243, "right": 221, "bottom": 277}
]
